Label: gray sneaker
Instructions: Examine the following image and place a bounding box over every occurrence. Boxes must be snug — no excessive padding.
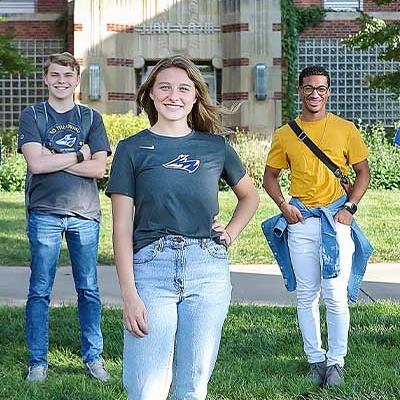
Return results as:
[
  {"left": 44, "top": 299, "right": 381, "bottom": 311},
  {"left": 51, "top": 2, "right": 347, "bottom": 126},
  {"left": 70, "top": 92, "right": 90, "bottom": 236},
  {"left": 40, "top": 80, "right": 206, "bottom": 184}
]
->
[
  {"left": 307, "top": 361, "right": 326, "bottom": 386},
  {"left": 325, "top": 364, "right": 345, "bottom": 387},
  {"left": 26, "top": 365, "right": 47, "bottom": 382},
  {"left": 84, "top": 358, "right": 110, "bottom": 382}
]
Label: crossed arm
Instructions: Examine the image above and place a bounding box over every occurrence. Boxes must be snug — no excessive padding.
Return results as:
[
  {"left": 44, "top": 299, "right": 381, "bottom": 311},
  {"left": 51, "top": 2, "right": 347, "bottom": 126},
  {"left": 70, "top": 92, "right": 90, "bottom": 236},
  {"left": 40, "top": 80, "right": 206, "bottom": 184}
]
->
[{"left": 21, "top": 142, "right": 107, "bottom": 179}]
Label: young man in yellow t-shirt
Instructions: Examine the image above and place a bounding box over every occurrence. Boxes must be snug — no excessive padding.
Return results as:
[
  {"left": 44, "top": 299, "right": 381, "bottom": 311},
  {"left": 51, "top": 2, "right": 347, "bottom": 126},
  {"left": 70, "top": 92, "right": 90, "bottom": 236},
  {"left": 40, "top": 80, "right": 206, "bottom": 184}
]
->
[{"left": 263, "top": 66, "right": 370, "bottom": 387}]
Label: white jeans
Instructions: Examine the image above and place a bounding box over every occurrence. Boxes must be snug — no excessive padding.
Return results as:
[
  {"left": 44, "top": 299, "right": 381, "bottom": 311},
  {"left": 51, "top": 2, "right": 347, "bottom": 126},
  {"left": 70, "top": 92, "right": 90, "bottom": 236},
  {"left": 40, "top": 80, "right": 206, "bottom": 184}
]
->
[{"left": 288, "top": 217, "right": 354, "bottom": 367}]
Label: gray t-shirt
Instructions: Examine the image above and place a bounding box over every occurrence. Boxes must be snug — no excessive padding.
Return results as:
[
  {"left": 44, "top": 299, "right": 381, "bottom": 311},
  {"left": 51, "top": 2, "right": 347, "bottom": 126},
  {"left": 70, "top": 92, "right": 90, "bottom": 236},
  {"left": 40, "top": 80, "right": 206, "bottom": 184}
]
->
[
  {"left": 105, "top": 129, "right": 246, "bottom": 251},
  {"left": 18, "top": 102, "right": 111, "bottom": 221}
]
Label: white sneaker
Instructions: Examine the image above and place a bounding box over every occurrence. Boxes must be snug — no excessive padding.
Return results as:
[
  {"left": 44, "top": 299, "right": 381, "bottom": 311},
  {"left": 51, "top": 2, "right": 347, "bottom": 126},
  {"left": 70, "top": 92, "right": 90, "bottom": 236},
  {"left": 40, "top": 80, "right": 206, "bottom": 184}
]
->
[
  {"left": 84, "top": 358, "right": 110, "bottom": 382},
  {"left": 26, "top": 365, "right": 47, "bottom": 382}
]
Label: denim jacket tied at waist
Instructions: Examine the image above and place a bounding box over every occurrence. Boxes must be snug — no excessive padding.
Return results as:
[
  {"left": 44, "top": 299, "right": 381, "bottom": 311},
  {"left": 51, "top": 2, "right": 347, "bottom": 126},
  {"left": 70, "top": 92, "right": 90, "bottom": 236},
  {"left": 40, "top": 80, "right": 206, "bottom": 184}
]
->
[{"left": 261, "top": 195, "right": 373, "bottom": 302}]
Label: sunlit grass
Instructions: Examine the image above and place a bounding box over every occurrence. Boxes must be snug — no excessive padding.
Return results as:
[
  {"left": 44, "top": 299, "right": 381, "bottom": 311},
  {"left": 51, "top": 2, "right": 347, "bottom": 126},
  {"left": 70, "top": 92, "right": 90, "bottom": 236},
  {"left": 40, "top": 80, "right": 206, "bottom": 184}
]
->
[
  {"left": 0, "top": 190, "right": 399, "bottom": 265},
  {"left": 1, "top": 303, "right": 399, "bottom": 399}
]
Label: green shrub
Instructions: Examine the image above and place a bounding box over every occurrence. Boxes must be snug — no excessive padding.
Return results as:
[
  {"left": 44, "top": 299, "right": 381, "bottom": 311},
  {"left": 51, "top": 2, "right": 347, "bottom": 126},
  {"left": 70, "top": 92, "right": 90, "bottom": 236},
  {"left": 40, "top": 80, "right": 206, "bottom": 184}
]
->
[
  {"left": 1, "top": 118, "right": 399, "bottom": 192},
  {"left": 0, "top": 129, "right": 26, "bottom": 192},
  {"left": 1, "top": 127, "right": 18, "bottom": 150},
  {"left": 228, "top": 131, "right": 268, "bottom": 189},
  {"left": 359, "top": 121, "right": 400, "bottom": 190},
  {"left": 103, "top": 112, "right": 149, "bottom": 146},
  {"left": 0, "top": 150, "right": 26, "bottom": 192},
  {"left": 227, "top": 122, "right": 400, "bottom": 192},
  {"left": 98, "top": 112, "right": 150, "bottom": 190},
  {"left": 227, "top": 131, "right": 290, "bottom": 191}
]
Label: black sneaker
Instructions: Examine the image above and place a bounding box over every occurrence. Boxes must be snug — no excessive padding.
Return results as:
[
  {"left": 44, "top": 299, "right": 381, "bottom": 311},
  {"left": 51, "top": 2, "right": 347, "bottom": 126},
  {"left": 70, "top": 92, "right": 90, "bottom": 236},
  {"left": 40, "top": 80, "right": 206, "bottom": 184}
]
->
[
  {"left": 307, "top": 361, "right": 326, "bottom": 386},
  {"left": 325, "top": 363, "right": 345, "bottom": 387}
]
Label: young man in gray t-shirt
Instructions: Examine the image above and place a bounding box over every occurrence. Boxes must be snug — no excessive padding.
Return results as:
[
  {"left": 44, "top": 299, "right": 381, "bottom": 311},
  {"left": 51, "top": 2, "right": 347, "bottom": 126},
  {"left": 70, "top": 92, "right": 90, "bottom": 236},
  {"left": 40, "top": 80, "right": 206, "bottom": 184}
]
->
[{"left": 18, "top": 52, "right": 111, "bottom": 383}]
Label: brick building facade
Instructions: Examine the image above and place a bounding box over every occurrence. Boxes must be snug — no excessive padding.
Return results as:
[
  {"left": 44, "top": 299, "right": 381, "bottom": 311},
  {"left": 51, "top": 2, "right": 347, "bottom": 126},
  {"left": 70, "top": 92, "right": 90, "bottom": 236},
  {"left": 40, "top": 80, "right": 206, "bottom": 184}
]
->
[
  {"left": 0, "top": 0, "right": 68, "bottom": 128},
  {"left": 0, "top": 0, "right": 399, "bottom": 131},
  {"left": 295, "top": 0, "right": 400, "bottom": 125}
]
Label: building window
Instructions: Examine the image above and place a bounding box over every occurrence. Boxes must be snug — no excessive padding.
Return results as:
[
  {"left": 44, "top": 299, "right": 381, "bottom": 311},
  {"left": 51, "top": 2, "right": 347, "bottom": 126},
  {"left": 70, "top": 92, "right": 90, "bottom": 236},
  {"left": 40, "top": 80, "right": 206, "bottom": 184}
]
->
[
  {"left": 0, "top": 1, "right": 36, "bottom": 14},
  {"left": 324, "top": 1, "right": 363, "bottom": 11},
  {"left": 0, "top": 39, "right": 64, "bottom": 129},
  {"left": 298, "top": 38, "right": 400, "bottom": 126}
]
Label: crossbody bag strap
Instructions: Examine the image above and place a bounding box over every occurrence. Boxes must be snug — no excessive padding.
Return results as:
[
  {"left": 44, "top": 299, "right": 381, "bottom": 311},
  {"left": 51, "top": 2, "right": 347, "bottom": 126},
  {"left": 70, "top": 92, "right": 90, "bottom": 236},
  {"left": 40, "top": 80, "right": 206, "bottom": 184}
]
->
[{"left": 288, "top": 119, "right": 345, "bottom": 180}]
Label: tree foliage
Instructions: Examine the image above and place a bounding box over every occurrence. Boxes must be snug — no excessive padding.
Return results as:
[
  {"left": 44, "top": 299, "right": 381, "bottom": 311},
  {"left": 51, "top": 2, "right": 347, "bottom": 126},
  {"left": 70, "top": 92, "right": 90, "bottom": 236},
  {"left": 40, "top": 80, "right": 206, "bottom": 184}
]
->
[
  {"left": 280, "top": 1, "right": 325, "bottom": 122},
  {"left": 343, "top": 0, "right": 400, "bottom": 98},
  {"left": 0, "top": 20, "right": 34, "bottom": 77}
]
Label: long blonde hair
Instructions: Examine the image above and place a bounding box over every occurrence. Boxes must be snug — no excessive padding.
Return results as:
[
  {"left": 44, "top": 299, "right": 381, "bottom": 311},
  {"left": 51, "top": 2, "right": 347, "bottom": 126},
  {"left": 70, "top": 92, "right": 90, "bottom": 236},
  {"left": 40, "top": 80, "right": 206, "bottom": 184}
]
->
[{"left": 137, "top": 55, "right": 231, "bottom": 133}]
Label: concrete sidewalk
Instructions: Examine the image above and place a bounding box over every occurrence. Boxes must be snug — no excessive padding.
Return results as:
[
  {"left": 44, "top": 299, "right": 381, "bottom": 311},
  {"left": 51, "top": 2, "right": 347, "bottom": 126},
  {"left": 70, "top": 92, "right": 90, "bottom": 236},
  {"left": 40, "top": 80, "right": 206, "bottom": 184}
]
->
[{"left": 0, "top": 263, "right": 399, "bottom": 307}]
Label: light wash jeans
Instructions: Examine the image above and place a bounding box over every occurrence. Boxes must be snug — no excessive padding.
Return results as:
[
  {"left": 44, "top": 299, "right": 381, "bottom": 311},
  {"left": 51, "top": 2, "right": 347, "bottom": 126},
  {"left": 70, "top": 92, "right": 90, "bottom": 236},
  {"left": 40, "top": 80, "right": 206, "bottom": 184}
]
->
[
  {"left": 288, "top": 217, "right": 354, "bottom": 367},
  {"left": 123, "top": 236, "right": 232, "bottom": 400},
  {"left": 26, "top": 211, "right": 103, "bottom": 367}
]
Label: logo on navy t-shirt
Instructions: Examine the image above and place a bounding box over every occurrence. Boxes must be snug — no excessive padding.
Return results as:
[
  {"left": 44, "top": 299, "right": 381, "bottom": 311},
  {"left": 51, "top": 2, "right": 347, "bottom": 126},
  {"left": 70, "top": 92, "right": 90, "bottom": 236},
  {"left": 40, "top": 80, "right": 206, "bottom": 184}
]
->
[
  {"left": 45, "top": 123, "right": 84, "bottom": 153},
  {"left": 163, "top": 154, "right": 200, "bottom": 173}
]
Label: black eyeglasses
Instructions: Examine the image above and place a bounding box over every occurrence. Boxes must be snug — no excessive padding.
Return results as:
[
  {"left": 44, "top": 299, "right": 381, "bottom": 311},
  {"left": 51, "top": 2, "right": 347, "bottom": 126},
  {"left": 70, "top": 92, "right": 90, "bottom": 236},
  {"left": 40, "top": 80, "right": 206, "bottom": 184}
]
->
[{"left": 301, "top": 85, "right": 329, "bottom": 96}]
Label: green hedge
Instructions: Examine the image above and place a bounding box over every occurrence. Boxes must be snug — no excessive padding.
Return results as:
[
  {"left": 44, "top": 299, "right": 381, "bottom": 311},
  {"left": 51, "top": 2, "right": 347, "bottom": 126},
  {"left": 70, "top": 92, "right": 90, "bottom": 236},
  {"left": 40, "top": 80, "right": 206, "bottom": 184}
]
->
[
  {"left": 359, "top": 121, "right": 400, "bottom": 190},
  {"left": 1, "top": 118, "right": 399, "bottom": 192},
  {"left": 102, "top": 112, "right": 149, "bottom": 146},
  {"left": 0, "top": 150, "right": 26, "bottom": 191},
  {"left": 229, "top": 122, "right": 400, "bottom": 191},
  {"left": 97, "top": 112, "right": 150, "bottom": 190}
]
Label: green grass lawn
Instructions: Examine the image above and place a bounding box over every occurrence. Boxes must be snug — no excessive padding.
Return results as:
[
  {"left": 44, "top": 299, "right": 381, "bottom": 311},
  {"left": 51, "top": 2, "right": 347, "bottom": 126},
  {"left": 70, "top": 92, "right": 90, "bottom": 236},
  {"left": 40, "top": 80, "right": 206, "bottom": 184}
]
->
[
  {"left": 1, "top": 303, "right": 399, "bottom": 399},
  {"left": 0, "top": 190, "right": 399, "bottom": 265}
]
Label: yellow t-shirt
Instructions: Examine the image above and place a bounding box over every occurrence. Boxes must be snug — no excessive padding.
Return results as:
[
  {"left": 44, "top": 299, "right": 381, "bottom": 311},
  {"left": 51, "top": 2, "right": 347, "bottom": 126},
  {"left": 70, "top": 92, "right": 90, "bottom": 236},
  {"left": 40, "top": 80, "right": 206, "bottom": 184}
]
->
[{"left": 266, "top": 113, "right": 369, "bottom": 207}]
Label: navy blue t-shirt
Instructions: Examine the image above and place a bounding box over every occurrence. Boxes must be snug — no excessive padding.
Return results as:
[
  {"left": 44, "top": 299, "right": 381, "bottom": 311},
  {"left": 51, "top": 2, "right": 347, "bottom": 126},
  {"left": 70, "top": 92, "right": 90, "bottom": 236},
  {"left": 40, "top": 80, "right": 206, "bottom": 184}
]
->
[
  {"left": 18, "top": 102, "right": 111, "bottom": 221},
  {"left": 105, "top": 129, "right": 246, "bottom": 251}
]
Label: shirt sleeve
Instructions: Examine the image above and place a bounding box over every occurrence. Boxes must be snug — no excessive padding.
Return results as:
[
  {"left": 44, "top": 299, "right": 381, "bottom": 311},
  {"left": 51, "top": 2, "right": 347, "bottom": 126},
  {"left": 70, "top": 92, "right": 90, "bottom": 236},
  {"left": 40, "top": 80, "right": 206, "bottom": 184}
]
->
[
  {"left": 105, "top": 140, "right": 135, "bottom": 199},
  {"left": 221, "top": 139, "right": 246, "bottom": 187},
  {"left": 86, "top": 110, "right": 112, "bottom": 156},
  {"left": 266, "top": 130, "right": 289, "bottom": 170},
  {"left": 347, "top": 123, "right": 369, "bottom": 165},
  {"left": 17, "top": 107, "right": 42, "bottom": 153}
]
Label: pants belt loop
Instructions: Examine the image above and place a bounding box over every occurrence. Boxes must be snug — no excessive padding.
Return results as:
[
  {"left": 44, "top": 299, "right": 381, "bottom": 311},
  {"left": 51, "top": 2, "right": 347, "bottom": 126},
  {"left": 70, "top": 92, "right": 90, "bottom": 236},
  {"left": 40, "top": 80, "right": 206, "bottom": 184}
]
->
[{"left": 157, "top": 237, "right": 164, "bottom": 252}]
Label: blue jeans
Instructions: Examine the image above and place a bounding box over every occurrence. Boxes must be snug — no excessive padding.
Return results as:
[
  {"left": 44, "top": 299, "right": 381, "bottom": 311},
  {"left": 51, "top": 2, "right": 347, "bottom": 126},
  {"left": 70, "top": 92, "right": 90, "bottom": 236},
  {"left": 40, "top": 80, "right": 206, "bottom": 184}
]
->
[
  {"left": 123, "top": 236, "right": 232, "bottom": 400},
  {"left": 26, "top": 211, "right": 103, "bottom": 367}
]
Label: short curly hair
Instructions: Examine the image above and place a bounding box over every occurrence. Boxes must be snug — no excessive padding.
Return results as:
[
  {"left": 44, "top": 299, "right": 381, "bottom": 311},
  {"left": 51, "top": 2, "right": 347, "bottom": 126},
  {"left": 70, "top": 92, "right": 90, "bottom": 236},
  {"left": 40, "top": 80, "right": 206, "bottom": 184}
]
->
[{"left": 298, "top": 66, "right": 330, "bottom": 87}]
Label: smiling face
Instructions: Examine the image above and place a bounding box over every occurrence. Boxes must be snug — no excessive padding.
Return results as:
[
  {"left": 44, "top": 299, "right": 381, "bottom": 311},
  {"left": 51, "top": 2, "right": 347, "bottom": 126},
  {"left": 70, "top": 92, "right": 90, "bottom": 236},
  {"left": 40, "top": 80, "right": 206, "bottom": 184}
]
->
[
  {"left": 298, "top": 75, "right": 330, "bottom": 119},
  {"left": 150, "top": 67, "right": 197, "bottom": 126},
  {"left": 44, "top": 63, "right": 80, "bottom": 102}
]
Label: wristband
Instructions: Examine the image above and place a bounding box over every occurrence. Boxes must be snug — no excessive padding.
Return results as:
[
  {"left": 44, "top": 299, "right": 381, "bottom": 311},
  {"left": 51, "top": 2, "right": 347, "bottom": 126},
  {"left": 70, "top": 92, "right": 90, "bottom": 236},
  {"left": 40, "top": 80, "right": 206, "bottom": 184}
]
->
[
  {"left": 76, "top": 150, "right": 84, "bottom": 163},
  {"left": 344, "top": 201, "right": 357, "bottom": 215}
]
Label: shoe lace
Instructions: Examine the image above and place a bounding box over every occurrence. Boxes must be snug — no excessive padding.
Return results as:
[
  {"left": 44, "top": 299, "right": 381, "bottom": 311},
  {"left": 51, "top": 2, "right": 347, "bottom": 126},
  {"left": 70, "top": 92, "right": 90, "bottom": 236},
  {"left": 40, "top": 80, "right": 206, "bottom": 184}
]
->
[
  {"left": 328, "top": 364, "right": 344, "bottom": 378},
  {"left": 29, "top": 365, "right": 45, "bottom": 372},
  {"left": 87, "top": 359, "right": 106, "bottom": 372}
]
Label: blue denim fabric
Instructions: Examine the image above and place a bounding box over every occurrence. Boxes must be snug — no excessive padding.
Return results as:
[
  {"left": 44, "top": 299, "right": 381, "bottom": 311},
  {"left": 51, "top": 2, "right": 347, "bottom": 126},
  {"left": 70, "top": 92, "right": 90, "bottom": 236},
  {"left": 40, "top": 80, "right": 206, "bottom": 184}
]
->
[
  {"left": 26, "top": 211, "right": 103, "bottom": 367},
  {"left": 123, "top": 236, "right": 232, "bottom": 400},
  {"left": 261, "top": 195, "right": 373, "bottom": 302}
]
